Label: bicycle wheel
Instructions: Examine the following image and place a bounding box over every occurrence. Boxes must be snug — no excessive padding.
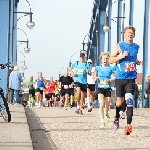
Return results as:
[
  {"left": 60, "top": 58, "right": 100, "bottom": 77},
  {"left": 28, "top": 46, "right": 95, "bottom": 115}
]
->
[{"left": 0, "top": 89, "right": 11, "bottom": 122}]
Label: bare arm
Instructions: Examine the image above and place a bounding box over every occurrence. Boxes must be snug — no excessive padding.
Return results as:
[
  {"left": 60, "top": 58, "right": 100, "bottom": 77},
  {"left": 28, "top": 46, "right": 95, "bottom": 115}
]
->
[
  {"left": 136, "top": 59, "right": 143, "bottom": 66},
  {"left": 70, "top": 67, "right": 76, "bottom": 77},
  {"left": 94, "top": 72, "right": 98, "bottom": 84},
  {"left": 109, "top": 44, "right": 126, "bottom": 64}
]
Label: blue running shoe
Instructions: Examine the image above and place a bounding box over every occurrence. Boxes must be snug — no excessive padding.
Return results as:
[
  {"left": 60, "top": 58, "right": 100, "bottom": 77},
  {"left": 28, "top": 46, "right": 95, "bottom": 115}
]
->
[{"left": 75, "top": 109, "right": 79, "bottom": 114}]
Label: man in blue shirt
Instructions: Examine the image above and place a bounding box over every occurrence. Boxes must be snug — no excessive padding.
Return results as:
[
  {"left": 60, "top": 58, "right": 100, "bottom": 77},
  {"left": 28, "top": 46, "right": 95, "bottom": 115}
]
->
[
  {"left": 34, "top": 72, "right": 46, "bottom": 107},
  {"left": 70, "top": 53, "right": 91, "bottom": 115},
  {"left": 109, "top": 26, "right": 142, "bottom": 135}
]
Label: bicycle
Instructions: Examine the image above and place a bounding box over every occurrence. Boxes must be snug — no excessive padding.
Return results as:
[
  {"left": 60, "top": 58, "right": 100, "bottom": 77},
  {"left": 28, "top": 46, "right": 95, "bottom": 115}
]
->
[{"left": 0, "top": 63, "right": 11, "bottom": 122}]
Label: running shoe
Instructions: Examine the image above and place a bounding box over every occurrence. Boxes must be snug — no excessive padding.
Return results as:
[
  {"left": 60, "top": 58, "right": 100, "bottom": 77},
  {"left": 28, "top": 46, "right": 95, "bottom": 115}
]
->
[
  {"left": 100, "top": 122, "right": 105, "bottom": 128},
  {"left": 79, "top": 110, "right": 83, "bottom": 115},
  {"left": 125, "top": 125, "right": 132, "bottom": 135},
  {"left": 75, "top": 109, "right": 80, "bottom": 114},
  {"left": 113, "top": 118, "right": 119, "bottom": 130},
  {"left": 88, "top": 107, "right": 92, "bottom": 112},
  {"left": 105, "top": 113, "right": 110, "bottom": 121}
]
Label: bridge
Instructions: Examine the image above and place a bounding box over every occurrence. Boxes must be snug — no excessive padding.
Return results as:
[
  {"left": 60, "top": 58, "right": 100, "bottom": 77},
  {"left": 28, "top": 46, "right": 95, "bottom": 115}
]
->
[
  {"left": 0, "top": 1, "right": 150, "bottom": 149},
  {"left": 0, "top": 0, "right": 149, "bottom": 106}
]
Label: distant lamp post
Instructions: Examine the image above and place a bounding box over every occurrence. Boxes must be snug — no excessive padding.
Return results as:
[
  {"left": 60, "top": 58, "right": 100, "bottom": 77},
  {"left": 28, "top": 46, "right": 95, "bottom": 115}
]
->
[
  {"left": 14, "top": 0, "right": 35, "bottom": 29},
  {"left": 103, "top": 0, "right": 126, "bottom": 40},
  {"left": 17, "top": 28, "right": 30, "bottom": 53},
  {"left": 82, "top": 33, "right": 89, "bottom": 51},
  {"left": 103, "top": 25, "right": 111, "bottom": 33},
  {"left": 17, "top": 51, "right": 27, "bottom": 70},
  {"left": 69, "top": 53, "right": 76, "bottom": 67},
  {"left": 59, "top": 67, "right": 64, "bottom": 78}
]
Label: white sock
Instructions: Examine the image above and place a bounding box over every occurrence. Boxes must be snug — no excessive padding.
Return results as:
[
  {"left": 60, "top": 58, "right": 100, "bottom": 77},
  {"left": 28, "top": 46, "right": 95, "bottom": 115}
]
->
[
  {"left": 87, "top": 97, "right": 91, "bottom": 108},
  {"left": 120, "top": 111, "right": 123, "bottom": 114},
  {"left": 77, "top": 105, "right": 80, "bottom": 109},
  {"left": 101, "top": 119, "right": 104, "bottom": 123},
  {"left": 104, "top": 111, "right": 106, "bottom": 114}
]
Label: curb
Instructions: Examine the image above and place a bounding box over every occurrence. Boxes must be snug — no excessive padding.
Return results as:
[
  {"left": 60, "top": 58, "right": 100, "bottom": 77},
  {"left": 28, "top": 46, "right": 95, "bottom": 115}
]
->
[{"left": 25, "top": 107, "right": 58, "bottom": 150}]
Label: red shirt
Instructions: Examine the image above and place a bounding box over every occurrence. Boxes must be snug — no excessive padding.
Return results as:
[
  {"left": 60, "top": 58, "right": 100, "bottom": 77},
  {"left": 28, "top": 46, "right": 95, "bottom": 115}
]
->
[{"left": 45, "top": 81, "right": 56, "bottom": 93}]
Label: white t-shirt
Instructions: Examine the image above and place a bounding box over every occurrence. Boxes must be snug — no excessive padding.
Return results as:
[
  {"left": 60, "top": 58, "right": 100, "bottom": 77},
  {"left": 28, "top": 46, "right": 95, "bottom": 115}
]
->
[{"left": 87, "top": 67, "right": 95, "bottom": 84}]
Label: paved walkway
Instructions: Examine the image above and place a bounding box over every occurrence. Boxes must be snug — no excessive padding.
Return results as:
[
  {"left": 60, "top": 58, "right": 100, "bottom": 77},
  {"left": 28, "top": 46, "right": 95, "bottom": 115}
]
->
[
  {"left": 33, "top": 107, "right": 150, "bottom": 150},
  {"left": 0, "top": 105, "right": 33, "bottom": 150}
]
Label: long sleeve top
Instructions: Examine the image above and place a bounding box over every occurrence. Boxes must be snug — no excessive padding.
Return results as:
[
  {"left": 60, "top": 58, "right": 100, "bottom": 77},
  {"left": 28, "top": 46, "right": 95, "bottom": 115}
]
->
[{"left": 9, "top": 71, "right": 23, "bottom": 90}]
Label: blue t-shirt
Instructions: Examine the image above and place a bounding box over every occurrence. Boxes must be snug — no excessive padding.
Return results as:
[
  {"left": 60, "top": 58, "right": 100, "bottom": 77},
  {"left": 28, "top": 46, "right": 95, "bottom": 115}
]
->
[
  {"left": 37, "top": 77, "right": 45, "bottom": 89},
  {"left": 72, "top": 61, "right": 91, "bottom": 84},
  {"left": 115, "top": 42, "right": 139, "bottom": 79},
  {"left": 95, "top": 65, "right": 115, "bottom": 89}
]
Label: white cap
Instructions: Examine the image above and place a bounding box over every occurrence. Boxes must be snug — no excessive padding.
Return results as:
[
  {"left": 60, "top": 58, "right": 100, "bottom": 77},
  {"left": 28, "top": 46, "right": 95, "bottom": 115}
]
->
[
  {"left": 87, "top": 59, "right": 92, "bottom": 63},
  {"left": 91, "top": 67, "right": 95, "bottom": 72}
]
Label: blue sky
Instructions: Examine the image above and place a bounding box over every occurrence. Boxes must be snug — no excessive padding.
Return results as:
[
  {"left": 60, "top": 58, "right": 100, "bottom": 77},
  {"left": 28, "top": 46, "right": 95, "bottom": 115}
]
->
[{"left": 17, "top": 0, "right": 93, "bottom": 81}]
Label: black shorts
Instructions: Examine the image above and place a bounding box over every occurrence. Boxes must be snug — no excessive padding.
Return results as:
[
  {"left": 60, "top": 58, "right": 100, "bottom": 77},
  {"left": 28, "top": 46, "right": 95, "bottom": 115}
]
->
[
  {"left": 75, "top": 82, "right": 87, "bottom": 93},
  {"left": 98, "top": 88, "right": 112, "bottom": 97},
  {"left": 60, "top": 89, "right": 70, "bottom": 97},
  {"left": 70, "top": 88, "right": 74, "bottom": 96},
  {"left": 29, "top": 89, "right": 35, "bottom": 97},
  {"left": 35, "top": 88, "right": 43, "bottom": 95},
  {"left": 115, "top": 79, "right": 135, "bottom": 97},
  {"left": 87, "top": 84, "right": 95, "bottom": 91},
  {"left": 45, "top": 93, "right": 55, "bottom": 100}
]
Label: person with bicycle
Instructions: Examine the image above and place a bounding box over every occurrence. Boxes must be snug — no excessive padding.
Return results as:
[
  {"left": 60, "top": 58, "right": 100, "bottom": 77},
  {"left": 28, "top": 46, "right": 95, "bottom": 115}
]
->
[{"left": 0, "top": 63, "right": 11, "bottom": 122}]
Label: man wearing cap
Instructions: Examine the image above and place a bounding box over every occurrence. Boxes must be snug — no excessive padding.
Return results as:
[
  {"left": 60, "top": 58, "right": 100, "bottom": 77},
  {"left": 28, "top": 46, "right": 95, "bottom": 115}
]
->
[
  {"left": 87, "top": 59, "right": 96, "bottom": 112},
  {"left": 70, "top": 53, "right": 91, "bottom": 115}
]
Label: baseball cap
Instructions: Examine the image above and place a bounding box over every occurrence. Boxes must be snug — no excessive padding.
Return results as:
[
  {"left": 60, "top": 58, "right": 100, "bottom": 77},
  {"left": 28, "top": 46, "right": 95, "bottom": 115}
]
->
[
  {"left": 87, "top": 59, "right": 92, "bottom": 64},
  {"left": 80, "top": 53, "right": 85, "bottom": 57}
]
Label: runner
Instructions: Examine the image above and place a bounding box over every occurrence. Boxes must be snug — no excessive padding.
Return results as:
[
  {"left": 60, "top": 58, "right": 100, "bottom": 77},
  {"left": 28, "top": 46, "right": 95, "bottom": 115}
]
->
[
  {"left": 109, "top": 26, "right": 142, "bottom": 135},
  {"left": 34, "top": 72, "right": 46, "bottom": 107},
  {"left": 87, "top": 59, "right": 96, "bottom": 112},
  {"left": 28, "top": 76, "right": 35, "bottom": 98},
  {"left": 45, "top": 77, "right": 57, "bottom": 107},
  {"left": 94, "top": 52, "right": 115, "bottom": 128},
  {"left": 58, "top": 72, "right": 74, "bottom": 110},
  {"left": 70, "top": 53, "right": 91, "bottom": 115},
  {"left": 69, "top": 76, "right": 74, "bottom": 108}
]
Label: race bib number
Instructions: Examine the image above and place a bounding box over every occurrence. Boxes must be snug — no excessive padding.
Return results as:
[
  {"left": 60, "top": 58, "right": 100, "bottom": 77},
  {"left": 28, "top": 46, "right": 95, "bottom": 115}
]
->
[
  {"left": 77, "top": 69, "right": 84, "bottom": 75},
  {"left": 124, "top": 62, "right": 136, "bottom": 72},
  {"left": 40, "top": 87, "right": 45, "bottom": 90},
  {"left": 99, "top": 81, "right": 109, "bottom": 88},
  {"left": 64, "top": 85, "right": 68, "bottom": 89}
]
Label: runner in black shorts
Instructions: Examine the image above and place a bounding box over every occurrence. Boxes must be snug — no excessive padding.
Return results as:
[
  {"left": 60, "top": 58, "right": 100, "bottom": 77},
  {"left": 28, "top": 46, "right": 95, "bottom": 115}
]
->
[
  {"left": 95, "top": 52, "right": 115, "bottom": 128},
  {"left": 59, "top": 72, "right": 74, "bottom": 110},
  {"left": 70, "top": 53, "right": 91, "bottom": 115},
  {"left": 109, "top": 26, "right": 142, "bottom": 135}
]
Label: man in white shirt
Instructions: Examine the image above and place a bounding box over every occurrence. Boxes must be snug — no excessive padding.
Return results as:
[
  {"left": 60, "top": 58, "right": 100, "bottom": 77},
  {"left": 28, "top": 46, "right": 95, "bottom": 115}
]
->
[{"left": 87, "top": 59, "right": 96, "bottom": 112}]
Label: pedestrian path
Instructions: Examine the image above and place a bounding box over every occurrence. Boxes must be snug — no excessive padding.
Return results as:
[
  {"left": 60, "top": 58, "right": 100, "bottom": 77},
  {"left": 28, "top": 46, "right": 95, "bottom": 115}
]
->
[
  {"left": 0, "top": 105, "right": 33, "bottom": 150},
  {"left": 33, "top": 107, "right": 150, "bottom": 150}
]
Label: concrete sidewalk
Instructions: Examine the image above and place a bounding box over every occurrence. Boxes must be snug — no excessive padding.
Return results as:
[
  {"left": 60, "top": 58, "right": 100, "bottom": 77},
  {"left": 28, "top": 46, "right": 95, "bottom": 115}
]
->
[
  {"left": 33, "top": 107, "right": 150, "bottom": 150},
  {"left": 0, "top": 105, "right": 33, "bottom": 150}
]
